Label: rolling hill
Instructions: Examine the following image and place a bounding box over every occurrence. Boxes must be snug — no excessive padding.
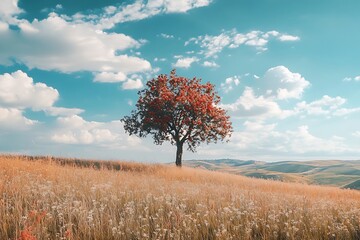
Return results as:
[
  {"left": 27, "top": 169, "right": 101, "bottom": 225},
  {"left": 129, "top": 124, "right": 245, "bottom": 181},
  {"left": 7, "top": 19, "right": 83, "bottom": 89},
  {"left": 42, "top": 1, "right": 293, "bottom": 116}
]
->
[
  {"left": 1, "top": 155, "right": 360, "bottom": 239},
  {"left": 185, "top": 159, "right": 360, "bottom": 189}
]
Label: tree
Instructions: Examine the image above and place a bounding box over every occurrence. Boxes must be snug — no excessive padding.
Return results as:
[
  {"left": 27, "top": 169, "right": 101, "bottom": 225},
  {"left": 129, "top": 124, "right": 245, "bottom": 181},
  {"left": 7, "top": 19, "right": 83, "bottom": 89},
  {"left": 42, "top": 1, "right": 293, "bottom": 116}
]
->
[{"left": 121, "top": 70, "right": 232, "bottom": 167}]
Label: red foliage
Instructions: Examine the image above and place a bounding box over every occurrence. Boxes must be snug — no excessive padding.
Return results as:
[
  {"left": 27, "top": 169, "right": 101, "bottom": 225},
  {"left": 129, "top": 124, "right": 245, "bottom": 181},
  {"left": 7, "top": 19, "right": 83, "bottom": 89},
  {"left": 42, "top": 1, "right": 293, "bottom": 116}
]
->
[
  {"left": 122, "top": 70, "right": 232, "bottom": 165},
  {"left": 18, "top": 210, "right": 47, "bottom": 240}
]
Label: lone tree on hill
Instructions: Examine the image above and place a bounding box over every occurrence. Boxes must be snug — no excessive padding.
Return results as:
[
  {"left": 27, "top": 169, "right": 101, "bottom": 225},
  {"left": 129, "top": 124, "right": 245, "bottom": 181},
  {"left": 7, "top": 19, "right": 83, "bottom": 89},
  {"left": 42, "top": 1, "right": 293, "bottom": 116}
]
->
[{"left": 121, "top": 70, "right": 232, "bottom": 167}]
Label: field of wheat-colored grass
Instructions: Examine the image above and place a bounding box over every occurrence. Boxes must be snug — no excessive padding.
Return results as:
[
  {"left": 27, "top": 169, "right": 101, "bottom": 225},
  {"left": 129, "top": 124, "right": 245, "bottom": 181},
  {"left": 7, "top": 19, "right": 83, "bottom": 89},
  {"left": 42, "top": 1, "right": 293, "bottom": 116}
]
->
[{"left": 1, "top": 155, "right": 360, "bottom": 240}]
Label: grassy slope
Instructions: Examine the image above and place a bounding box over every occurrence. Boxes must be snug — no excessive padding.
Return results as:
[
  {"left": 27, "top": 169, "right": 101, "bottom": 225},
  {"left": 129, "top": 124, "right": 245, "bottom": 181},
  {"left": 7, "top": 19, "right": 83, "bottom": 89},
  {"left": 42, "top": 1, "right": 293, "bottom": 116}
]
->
[
  {"left": 185, "top": 159, "right": 360, "bottom": 188},
  {"left": 1, "top": 155, "right": 360, "bottom": 239}
]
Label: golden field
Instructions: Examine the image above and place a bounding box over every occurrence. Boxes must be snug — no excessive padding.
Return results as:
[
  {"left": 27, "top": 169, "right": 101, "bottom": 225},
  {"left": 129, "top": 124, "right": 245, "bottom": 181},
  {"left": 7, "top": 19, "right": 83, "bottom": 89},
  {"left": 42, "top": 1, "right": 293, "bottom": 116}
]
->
[{"left": 0, "top": 155, "right": 360, "bottom": 240}]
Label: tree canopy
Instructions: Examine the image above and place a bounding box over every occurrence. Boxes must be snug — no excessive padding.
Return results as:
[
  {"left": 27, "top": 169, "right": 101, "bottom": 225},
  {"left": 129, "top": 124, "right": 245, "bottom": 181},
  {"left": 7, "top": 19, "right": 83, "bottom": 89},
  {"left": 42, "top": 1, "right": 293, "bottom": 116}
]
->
[{"left": 121, "top": 70, "right": 232, "bottom": 166}]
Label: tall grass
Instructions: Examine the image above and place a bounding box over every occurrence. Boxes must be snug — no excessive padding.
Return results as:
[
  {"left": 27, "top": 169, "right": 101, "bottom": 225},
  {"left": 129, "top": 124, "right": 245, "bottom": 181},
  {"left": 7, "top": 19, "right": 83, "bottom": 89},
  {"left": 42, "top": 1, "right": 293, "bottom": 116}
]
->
[{"left": 0, "top": 155, "right": 360, "bottom": 239}]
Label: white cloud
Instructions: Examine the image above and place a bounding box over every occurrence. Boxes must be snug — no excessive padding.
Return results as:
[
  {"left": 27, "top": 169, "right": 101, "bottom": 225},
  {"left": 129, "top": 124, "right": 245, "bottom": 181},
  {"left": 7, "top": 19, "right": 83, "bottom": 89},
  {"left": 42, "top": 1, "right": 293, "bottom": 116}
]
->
[
  {"left": 86, "top": 0, "right": 212, "bottom": 30},
  {"left": 220, "top": 66, "right": 359, "bottom": 125},
  {"left": 343, "top": 76, "right": 360, "bottom": 82},
  {"left": 228, "top": 123, "right": 350, "bottom": 155},
  {"left": 230, "top": 122, "right": 282, "bottom": 151},
  {"left": 164, "top": 0, "right": 211, "bottom": 12},
  {"left": 284, "top": 126, "right": 347, "bottom": 153},
  {"left": 296, "top": 95, "right": 360, "bottom": 117},
  {"left": 278, "top": 34, "right": 300, "bottom": 41},
  {"left": 221, "top": 87, "right": 295, "bottom": 120},
  {"left": 202, "top": 61, "right": 219, "bottom": 68},
  {"left": 221, "top": 66, "right": 308, "bottom": 120},
  {"left": 0, "top": 13, "right": 151, "bottom": 74},
  {"left": 333, "top": 107, "right": 360, "bottom": 116},
  {"left": 94, "top": 72, "right": 127, "bottom": 83},
  {"left": 52, "top": 115, "right": 117, "bottom": 144},
  {"left": 0, "top": 107, "right": 36, "bottom": 130},
  {"left": 186, "top": 32, "right": 231, "bottom": 57},
  {"left": 51, "top": 115, "right": 141, "bottom": 146},
  {"left": 0, "top": 0, "right": 214, "bottom": 76},
  {"left": 0, "top": 70, "right": 85, "bottom": 130},
  {"left": 104, "top": 6, "right": 117, "bottom": 14},
  {"left": 0, "top": 0, "right": 22, "bottom": 21},
  {"left": 259, "top": 66, "right": 310, "bottom": 100},
  {"left": 221, "top": 76, "right": 240, "bottom": 92},
  {"left": 160, "top": 33, "right": 174, "bottom": 39},
  {"left": 0, "top": 70, "right": 59, "bottom": 110},
  {"left": 41, "top": 4, "right": 63, "bottom": 13},
  {"left": 0, "top": 21, "right": 8, "bottom": 31},
  {"left": 353, "top": 131, "right": 360, "bottom": 137},
  {"left": 173, "top": 56, "right": 199, "bottom": 68},
  {"left": 154, "top": 57, "right": 167, "bottom": 62},
  {"left": 296, "top": 95, "right": 346, "bottom": 115},
  {"left": 122, "top": 78, "right": 143, "bottom": 90},
  {"left": 186, "top": 30, "right": 300, "bottom": 57},
  {"left": 44, "top": 107, "right": 84, "bottom": 117}
]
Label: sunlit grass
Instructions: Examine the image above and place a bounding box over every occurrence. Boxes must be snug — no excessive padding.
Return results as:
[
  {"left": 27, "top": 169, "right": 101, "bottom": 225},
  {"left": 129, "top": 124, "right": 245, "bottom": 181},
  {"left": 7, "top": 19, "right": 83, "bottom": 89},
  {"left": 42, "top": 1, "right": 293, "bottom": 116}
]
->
[{"left": 1, "top": 155, "right": 360, "bottom": 239}]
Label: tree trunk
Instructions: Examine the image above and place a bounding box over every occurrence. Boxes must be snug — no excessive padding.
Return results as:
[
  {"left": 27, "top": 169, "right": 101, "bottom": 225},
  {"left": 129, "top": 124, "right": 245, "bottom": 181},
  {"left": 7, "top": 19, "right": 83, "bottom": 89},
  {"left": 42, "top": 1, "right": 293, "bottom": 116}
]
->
[{"left": 175, "top": 142, "right": 183, "bottom": 167}]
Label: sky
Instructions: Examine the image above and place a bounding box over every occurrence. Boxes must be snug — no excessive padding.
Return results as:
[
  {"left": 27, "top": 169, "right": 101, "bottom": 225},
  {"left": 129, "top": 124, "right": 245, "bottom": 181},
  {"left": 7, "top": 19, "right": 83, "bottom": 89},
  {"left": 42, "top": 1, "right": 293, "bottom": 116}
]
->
[{"left": 0, "top": 0, "right": 359, "bottom": 163}]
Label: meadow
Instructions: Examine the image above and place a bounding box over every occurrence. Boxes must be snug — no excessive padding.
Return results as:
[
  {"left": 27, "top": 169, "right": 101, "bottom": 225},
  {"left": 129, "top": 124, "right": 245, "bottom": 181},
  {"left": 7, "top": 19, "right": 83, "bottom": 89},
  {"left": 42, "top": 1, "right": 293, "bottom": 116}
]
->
[
  {"left": 186, "top": 159, "right": 360, "bottom": 189},
  {"left": 1, "top": 155, "right": 360, "bottom": 240}
]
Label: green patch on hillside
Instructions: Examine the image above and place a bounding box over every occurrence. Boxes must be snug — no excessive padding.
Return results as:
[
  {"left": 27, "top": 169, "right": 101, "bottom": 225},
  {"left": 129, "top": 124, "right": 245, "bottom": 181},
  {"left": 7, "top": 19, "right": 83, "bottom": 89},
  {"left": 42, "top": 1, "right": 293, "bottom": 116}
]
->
[
  {"left": 185, "top": 159, "right": 360, "bottom": 188},
  {"left": 260, "top": 163, "right": 316, "bottom": 173},
  {"left": 343, "top": 179, "right": 360, "bottom": 190}
]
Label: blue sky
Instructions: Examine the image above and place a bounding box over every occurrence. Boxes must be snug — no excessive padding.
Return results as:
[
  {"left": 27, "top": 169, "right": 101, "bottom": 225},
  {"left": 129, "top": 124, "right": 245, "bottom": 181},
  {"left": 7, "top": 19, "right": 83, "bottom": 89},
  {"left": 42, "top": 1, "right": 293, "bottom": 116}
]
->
[{"left": 0, "top": 0, "right": 359, "bottom": 162}]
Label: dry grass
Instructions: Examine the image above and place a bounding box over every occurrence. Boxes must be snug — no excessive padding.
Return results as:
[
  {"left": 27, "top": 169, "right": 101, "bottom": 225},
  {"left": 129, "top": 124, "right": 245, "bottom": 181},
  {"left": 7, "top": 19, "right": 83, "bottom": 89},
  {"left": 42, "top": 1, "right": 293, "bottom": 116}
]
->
[{"left": 1, "top": 155, "right": 360, "bottom": 240}]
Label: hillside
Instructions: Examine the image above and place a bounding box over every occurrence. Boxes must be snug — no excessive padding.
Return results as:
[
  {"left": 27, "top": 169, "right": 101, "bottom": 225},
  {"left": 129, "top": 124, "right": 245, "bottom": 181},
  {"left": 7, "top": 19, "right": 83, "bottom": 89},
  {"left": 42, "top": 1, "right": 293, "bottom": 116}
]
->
[
  {"left": 185, "top": 159, "right": 360, "bottom": 189},
  {"left": 1, "top": 155, "right": 360, "bottom": 239}
]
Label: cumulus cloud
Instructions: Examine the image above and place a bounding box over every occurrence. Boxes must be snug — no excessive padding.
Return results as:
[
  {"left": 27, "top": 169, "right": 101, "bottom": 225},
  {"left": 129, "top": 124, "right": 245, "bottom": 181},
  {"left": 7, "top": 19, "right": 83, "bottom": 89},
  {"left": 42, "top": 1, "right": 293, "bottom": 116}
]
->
[
  {"left": 0, "top": 107, "right": 36, "bottom": 130},
  {"left": 220, "top": 66, "right": 308, "bottom": 120},
  {"left": 202, "top": 61, "right": 219, "bottom": 68},
  {"left": 221, "top": 76, "right": 240, "bottom": 92},
  {"left": 296, "top": 95, "right": 360, "bottom": 117},
  {"left": 229, "top": 123, "right": 350, "bottom": 155},
  {"left": 52, "top": 115, "right": 116, "bottom": 144},
  {"left": 221, "top": 87, "right": 295, "bottom": 120},
  {"left": 0, "top": 13, "right": 151, "bottom": 74},
  {"left": 222, "top": 66, "right": 358, "bottom": 121},
  {"left": 0, "top": 0, "right": 22, "bottom": 21},
  {"left": 296, "top": 95, "right": 345, "bottom": 115},
  {"left": 283, "top": 126, "right": 347, "bottom": 153},
  {"left": 0, "top": 70, "right": 58, "bottom": 110},
  {"left": 0, "top": 70, "right": 84, "bottom": 129},
  {"left": 230, "top": 121, "right": 279, "bottom": 150},
  {"left": 185, "top": 30, "right": 300, "bottom": 57},
  {"left": 259, "top": 66, "right": 310, "bottom": 100},
  {"left": 173, "top": 56, "right": 199, "bottom": 68},
  {"left": 122, "top": 78, "right": 143, "bottom": 90},
  {"left": 0, "top": 0, "right": 215, "bottom": 78},
  {"left": 94, "top": 72, "right": 127, "bottom": 83},
  {"left": 186, "top": 32, "right": 231, "bottom": 58},
  {"left": 51, "top": 115, "right": 141, "bottom": 146}
]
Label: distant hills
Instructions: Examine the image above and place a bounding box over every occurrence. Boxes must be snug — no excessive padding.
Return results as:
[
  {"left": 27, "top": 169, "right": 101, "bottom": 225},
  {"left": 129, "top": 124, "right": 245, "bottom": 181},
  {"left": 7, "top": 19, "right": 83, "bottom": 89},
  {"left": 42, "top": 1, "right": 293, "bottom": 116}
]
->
[{"left": 185, "top": 159, "right": 360, "bottom": 190}]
